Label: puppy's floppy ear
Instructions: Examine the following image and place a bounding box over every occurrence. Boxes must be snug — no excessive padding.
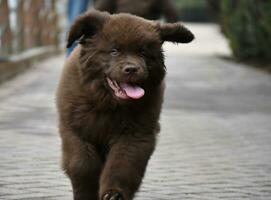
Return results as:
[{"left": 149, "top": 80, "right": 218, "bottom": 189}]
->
[
  {"left": 67, "top": 9, "right": 109, "bottom": 48},
  {"left": 158, "top": 22, "right": 194, "bottom": 43}
]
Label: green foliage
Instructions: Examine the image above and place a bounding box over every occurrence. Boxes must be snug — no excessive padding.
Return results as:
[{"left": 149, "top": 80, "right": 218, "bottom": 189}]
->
[
  {"left": 174, "top": 0, "right": 209, "bottom": 22},
  {"left": 174, "top": 0, "right": 207, "bottom": 8},
  {"left": 221, "top": 0, "right": 271, "bottom": 63}
]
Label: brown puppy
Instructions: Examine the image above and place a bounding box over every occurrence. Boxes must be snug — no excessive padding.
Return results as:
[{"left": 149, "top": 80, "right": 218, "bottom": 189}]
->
[{"left": 56, "top": 9, "right": 193, "bottom": 200}]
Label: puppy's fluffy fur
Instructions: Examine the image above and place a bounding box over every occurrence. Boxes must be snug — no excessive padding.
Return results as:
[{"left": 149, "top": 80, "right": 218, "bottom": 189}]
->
[{"left": 57, "top": 9, "right": 193, "bottom": 200}]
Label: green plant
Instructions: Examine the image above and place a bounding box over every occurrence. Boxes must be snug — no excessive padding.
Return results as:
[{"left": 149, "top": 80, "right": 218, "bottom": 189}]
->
[
  {"left": 220, "top": 0, "right": 271, "bottom": 63},
  {"left": 174, "top": 0, "right": 209, "bottom": 22},
  {"left": 175, "top": 0, "right": 207, "bottom": 8}
]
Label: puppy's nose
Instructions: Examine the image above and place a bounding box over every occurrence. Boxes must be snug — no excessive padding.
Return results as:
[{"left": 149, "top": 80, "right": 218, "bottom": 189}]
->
[{"left": 123, "top": 65, "right": 139, "bottom": 74}]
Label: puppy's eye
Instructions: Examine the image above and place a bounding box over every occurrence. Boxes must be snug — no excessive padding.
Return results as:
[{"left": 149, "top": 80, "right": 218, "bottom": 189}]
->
[{"left": 110, "top": 48, "right": 119, "bottom": 56}]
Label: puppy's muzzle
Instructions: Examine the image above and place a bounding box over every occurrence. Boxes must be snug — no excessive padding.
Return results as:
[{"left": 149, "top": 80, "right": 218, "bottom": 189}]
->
[{"left": 122, "top": 64, "right": 140, "bottom": 75}]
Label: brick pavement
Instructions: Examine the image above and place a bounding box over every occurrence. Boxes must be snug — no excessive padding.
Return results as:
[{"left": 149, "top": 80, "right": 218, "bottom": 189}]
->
[{"left": 1, "top": 24, "right": 271, "bottom": 199}]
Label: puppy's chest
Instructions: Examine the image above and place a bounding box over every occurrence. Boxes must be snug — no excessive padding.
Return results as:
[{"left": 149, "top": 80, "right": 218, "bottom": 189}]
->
[
  {"left": 87, "top": 112, "right": 126, "bottom": 132},
  {"left": 72, "top": 108, "right": 140, "bottom": 140}
]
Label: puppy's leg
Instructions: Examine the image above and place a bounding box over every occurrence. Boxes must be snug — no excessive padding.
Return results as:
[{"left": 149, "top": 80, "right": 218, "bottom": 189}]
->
[
  {"left": 99, "top": 135, "right": 155, "bottom": 200},
  {"left": 61, "top": 131, "right": 102, "bottom": 200}
]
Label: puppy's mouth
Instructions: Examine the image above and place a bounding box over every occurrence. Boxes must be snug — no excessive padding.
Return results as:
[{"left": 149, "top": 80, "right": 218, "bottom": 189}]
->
[{"left": 106, "top": 77, "right": 145, "bottom": 100}]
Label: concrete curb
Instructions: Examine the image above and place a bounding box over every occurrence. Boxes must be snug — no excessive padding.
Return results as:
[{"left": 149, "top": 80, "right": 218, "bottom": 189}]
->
[{"left": 0, "top": 46, "right": 61, "bottom": 84}]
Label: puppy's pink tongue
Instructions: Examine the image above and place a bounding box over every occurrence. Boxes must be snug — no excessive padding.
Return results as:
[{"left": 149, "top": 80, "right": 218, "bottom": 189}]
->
[{"left": 120, "top": 83, "right": 145, "bottom": 99}]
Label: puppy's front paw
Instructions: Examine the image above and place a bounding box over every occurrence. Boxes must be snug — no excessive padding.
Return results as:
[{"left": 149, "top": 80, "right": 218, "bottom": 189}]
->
[{"left": 102, "top": 190, "right": 123, "bottom": 200}]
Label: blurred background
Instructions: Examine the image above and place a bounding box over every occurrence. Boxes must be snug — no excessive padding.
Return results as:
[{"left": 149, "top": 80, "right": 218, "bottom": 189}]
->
[
  {"left": 1, "top": 0, "right": 270, "bottom": 65},
  {"left": 0, "top": 0, "right": 271, "bottom": 199},
  {"left": 1, "top": 0, "right": 271, "bottom": 65}
]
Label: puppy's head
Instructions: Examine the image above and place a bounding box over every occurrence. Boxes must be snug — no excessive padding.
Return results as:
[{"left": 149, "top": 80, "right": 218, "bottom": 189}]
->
[{"left": 67, "top": 9, "right": 194, "bottom": 102}]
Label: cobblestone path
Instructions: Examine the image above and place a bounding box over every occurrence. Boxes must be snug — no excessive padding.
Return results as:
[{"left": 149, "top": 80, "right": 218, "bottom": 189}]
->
[{"left": 1, "top": 24, "right": 271, "bottom": 199}]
